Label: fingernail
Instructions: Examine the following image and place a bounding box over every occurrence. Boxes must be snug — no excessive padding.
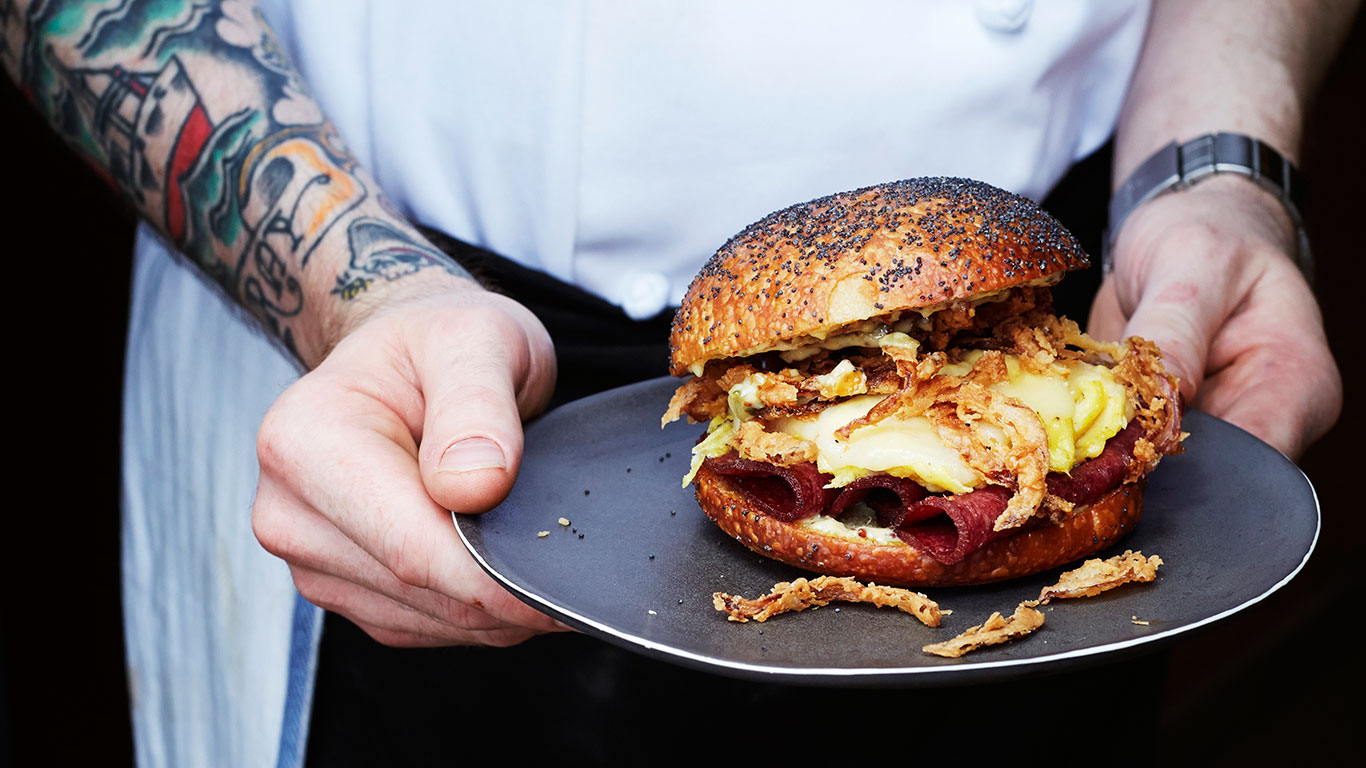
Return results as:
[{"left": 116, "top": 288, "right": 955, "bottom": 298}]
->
[{"left": 439, "top": 437, "right": 506, "bottom": 473}]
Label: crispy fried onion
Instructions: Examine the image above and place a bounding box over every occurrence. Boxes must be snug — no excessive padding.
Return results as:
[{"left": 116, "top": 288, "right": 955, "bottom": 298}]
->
[
  {"left": 993, "top": 315, "right": 1070, "bottom": 376},
  {"left": 834, "top": 347, "right": 949, "bottom": 439},
  {"left": 1111, "top": 337, "right": 1185, "bottom": 466},
  {"left": 921, "top": 603, "right": 1046, "bottom": 658},
  {"left": 1017, "top": 320, "right": 1184, "bottom": 476},
  {"left": 1029, "top": 550, "right": 1163, "bottom": 604},
  {"left": 713, "top": 575, "right": 942, "bottom": 627},
  {"left": 662, "top": 376, "right": 725, "bottom": 426},
  {"left": 924, "top": 383, "right": 1050, "bottom": 531},
  {"left": 921, "top": 285, "right": 1048, "bottom": 350},
  {"left": 734, "top": 420, "right": 818, "bottom": 466},
  {"left": 663, "top": 361, "right": 855, "bottom": 426},
  {"left": 1030, "top": 312, "right": 1124, "bottom": 361},
  {"left": 830, "top": 314, "right": 1181, "bottom": 531},
  {"left": 664, "top": 308, "right": 1182, "bottom": 530},
  {"left": 922, "top": 550, "right": 1164, "bottom": 658}
]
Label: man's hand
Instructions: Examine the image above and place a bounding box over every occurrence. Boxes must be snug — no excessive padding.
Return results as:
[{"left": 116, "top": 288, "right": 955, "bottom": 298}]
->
[
  {"left": 252, "top": 287, "right": 567, "bottom": 646},
  {"left": 1096, "top": 0, "right": 1358, "bottom": 459},
  {"left": 1089, "top": 176, "right": 1341, "bottom": 460}
]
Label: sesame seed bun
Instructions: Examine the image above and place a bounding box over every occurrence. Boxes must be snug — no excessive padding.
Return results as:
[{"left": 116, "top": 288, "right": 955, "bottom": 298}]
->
[{"left": 668, "top": 177, "right": 1089, "bottom": 376}]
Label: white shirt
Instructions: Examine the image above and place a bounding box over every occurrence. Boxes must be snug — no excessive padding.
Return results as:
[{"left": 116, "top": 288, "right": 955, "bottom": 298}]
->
[
  {"left": 122, "top": 3, "right": 1149, "bottom": 765},
  {"left": 264, "top": 0, "right": 1146, "bottom": 318}
]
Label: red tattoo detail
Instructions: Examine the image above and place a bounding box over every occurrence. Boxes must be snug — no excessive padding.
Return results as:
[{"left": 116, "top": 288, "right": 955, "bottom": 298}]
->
[{"left": 164, "top": 102, "right": 211, "bottom": 243}]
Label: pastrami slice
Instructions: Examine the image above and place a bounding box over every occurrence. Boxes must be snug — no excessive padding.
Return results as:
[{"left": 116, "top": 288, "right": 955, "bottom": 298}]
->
[
  {"left": 827, "top": 474, "right": 931, "bottom": 527},
  {"left": 1046, "top": 421, "right": 1141, "bottom": 505},
  {"left": 705, "top": 453, "right": 836, "bottom": 522},
  {"left": 900, "top": 424, "right": 1143, "bottom": 563},
  {"left": 897, "top": 485, "right": 1014, "bottom": 564}
]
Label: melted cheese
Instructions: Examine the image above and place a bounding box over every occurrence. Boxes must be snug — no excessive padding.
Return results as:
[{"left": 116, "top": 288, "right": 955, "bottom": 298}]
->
[
  {"left": 767, "top": 354, "right": 1131, "bottom": 489},
  {"left": 774, "top": 396, "right": 979, "bottom": 492}
]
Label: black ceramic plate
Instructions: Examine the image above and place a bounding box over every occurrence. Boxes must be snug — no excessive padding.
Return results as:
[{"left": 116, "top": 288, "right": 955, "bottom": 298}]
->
[{"left": 455, "top": 377, "right": 1318, "bottom": 686}]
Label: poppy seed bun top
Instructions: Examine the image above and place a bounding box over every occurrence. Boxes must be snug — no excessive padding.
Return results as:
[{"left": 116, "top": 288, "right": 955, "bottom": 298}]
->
[{"left": 668, "top": 177, "right": 1090, "bottom": 375}]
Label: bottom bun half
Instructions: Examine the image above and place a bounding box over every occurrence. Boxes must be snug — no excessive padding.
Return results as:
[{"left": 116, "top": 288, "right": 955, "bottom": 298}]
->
[{"left": 694, "top": 462, "right": 1146, "bottom": 588}]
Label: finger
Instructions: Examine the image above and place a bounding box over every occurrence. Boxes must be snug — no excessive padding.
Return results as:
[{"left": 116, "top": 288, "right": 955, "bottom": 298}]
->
[
  {"left": 1195, "top": 346, "right": 1339, "bottom": 461},
  {"left": 1119, "top": 274, "right": 1230, "bottom": 402},
  {"left": 291, "top": 565, "right": 466, "bottom": 643},
  {"left": 254, "top": 485, "right": 529, "bottom": 635},
  {"left": 355, "top": 626, "right": 463, "bottom": 649},
  {"left": 1193, "top": 283, "right": 1342, "bottom": 460},
  {"left": 291, "top": 565, "right": 541, "bottom": 648},
  {"left": 344, "top": 435, "right": 562, "bottom": 631},
  {"left": 412, "top": 306, "right": 549, "bottom": 515}
]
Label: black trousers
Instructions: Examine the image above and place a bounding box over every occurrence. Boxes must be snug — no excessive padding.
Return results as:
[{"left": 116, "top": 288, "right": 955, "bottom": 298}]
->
[{"left": 304, "top": 147, "right": 1155, "bottom": 766}]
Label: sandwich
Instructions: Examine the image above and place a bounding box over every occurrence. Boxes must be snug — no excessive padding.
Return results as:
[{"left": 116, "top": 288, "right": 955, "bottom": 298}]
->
[{"left": 662, "top": 177, "right": 1183, "bottom": 587}]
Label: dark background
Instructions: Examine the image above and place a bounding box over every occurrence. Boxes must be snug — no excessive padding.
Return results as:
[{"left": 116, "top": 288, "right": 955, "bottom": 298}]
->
[{"left": 2, "top": 14, "right": 1361, "bottom": 765}]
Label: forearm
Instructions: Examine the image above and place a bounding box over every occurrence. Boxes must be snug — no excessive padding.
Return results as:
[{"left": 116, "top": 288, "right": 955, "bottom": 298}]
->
[
  {"left": 3, "top": 0, "right": 473, "bottom": 367},
  {"left": 1115, "top": 0, "right": 1358, "bottom": 184},
  {"left": 1091, "top": 0, "right": 1349, "bottom": 458}
]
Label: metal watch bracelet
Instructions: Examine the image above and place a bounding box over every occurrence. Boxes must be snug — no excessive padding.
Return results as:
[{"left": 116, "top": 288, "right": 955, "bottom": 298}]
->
[{"left": 1102, "top": 132, "right": 1312, "bottom": 281}]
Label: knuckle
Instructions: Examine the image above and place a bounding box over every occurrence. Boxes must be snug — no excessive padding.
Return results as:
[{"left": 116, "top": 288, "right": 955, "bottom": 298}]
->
[
  {"left": 443, "top": 590, "right": 548, "bottom": 643},
  {"left": 442, "top": 299, "right": 524, "bottom": 336},
  {"left": 291, "top": 576, "right": 432, "bottom": 649},
  {"left": 255, "top": 398, "right": 300, "bottom": 473},
  {"left": 290, "top": 569, "right": 341, "bottom": 612},
  {"left": 402, "top": 582, "right": 518, "bottom": 637},
  {"left": 425, "top": 589, "right": 472, "bottom": 624},
  {"left": 250, "top": 498, "right": 296, "bottom": 561},
  {"left": 255, "top": 378, "right": 331, "bottom": 474}
]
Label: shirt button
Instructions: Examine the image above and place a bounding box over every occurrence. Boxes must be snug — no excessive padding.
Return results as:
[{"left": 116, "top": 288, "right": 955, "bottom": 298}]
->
[
  {"left": 620, "top": 270, "right": 671, "bottom": 320},
  {"left": 975, "top": 0, "right": 1033, "bottom": 33}
]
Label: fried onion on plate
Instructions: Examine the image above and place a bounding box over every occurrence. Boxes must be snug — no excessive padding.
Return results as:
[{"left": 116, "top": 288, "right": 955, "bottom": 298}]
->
[{"left": 713, "top": 575, "right": 942, "bottom": 627}]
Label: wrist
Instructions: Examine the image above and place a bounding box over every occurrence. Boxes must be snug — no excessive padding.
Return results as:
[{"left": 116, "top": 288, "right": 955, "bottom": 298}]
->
[
  {"left": 278, "top": 207, "right": 486, "bottom": 367},
  {"left": 1105, "top": 133, "right": 1309, "bottom": 281},
  {"left": 308, "top": 266, "right": 485, "bottom": 368},
  {"left": 1110, "top": 175, "right": 1301, "bottom": 292},
  {"left": 316, "top": 283, "right": 557, "bottom": 418}
]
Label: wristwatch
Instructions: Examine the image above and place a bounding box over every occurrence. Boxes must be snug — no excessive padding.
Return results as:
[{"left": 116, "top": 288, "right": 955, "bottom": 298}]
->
[{"left": 1103, "top": 132, "right": 1312, "bottom": 281}]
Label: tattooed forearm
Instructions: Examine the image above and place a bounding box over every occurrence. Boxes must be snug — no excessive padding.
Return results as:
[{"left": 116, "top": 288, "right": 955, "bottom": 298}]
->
[
  {"left": 333, "top": 217, "right": 473, "bottom": 302},
  {"left": 234, "top": 122, "right": 366, "bottom": 346},
  {"left": 6, "top": 1, "right": 470, "bottom": 363}
]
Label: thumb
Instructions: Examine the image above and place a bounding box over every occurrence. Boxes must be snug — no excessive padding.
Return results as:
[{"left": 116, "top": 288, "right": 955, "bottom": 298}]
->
[
  {"left": 1119, "top": 279, "right": 1224, "bottom": 403},
  {"left": 414, "top": 303, "right": 555, "bottom": 515}
]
